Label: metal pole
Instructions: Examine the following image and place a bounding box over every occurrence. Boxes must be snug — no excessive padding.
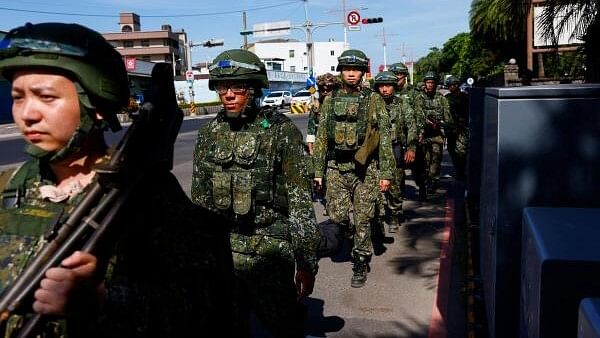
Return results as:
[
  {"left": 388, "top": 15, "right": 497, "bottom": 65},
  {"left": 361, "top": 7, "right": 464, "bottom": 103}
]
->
[
  {"left": 382, "top": 27, "right": 387, "bottom": 70},
  {"left": 172, "top": 52, "right": 176, "bottom": 77},
  {"left": 243, "top": 11, "right": 248, "bottom": 49},
  {"left": 342, "top": 0, "right": 348, "bottom": 49}
]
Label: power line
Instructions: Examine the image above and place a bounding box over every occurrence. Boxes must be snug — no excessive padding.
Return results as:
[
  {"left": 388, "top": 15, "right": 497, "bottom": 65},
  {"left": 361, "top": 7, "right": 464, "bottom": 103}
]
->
[{"left": 0, "top": 2, "right": 299, "bottom": 18}]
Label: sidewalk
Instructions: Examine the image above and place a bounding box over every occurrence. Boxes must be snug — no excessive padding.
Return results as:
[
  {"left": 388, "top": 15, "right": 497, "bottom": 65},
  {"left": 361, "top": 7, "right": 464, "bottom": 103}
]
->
[{"left": 306, "top": 162, "right": 467, "bottom": 337}]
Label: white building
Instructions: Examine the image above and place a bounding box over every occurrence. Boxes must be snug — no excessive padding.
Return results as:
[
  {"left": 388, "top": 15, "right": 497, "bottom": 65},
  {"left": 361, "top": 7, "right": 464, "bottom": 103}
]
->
[{"left": 248, "top": 38, "right": 346, "bottom": 77}]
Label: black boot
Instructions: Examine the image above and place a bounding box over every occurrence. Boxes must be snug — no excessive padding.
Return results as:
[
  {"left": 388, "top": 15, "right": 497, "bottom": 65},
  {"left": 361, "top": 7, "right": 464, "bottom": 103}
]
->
[
  {"left": 351, "top": 256, "right": 370, "bottom": 288},
  {"left": 387, "top": 216, "right": 400, "bottom": 233}
]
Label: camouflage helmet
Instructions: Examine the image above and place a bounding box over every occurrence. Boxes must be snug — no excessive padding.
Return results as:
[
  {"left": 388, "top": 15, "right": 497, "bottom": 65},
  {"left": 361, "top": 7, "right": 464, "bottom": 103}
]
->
[
  {"left": 445, "top": 75, "right": 460, "bottom": 86},
  {"left": 423, "top": 71, "right": 438, "bottom": 82},
  {"left": 208, "top": 49, "right": 268, "bottom": 90},
  {"left": 0, "top": 22, "right": 129, "bottom": 113},
  {"left": 316, "top": 72, "right": 340, "bottom": 88},
  {"left": 373, "top": 71, "right": 398, "bottom": 86},
  {"left": 388, "top": 62, "right": 409, "bottom": 75},
  {"left": 336, "top": 49, "right": 369, "bottom": 72}
]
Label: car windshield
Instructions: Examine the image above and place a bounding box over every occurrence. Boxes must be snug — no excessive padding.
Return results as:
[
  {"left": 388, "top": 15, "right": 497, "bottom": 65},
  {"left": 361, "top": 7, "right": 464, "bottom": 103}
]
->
[
  {"left": 294, "top": 91, "right": 311, "bottom": 97},
  {"left": 267, "top": 92, "right": 283, "bottom": 97}
]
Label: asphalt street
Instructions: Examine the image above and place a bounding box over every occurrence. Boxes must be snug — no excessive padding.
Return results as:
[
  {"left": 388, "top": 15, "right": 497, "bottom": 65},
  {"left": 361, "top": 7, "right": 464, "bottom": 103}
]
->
[{"left": 0, "top": 111, "right": 466, "bottom": 338}]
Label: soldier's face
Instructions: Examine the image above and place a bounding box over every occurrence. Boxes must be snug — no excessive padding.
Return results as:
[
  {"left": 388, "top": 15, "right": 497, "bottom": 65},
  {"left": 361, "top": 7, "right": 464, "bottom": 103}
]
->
[
  {"left": 449, "top": 83, "right": 459, "bottom": 93},
  {"left": 216, "top": 80, "right": 250, "bottom": 118},
  {"left": 377, "top": 84, "right": 395, "bottom": 97},
  {"left": 341, "top": 66, "right": 363, "bottom": 86},
  {"left": 11, "top": 70, "right": 80, "bottom": 152},
  {"left": 425, "top": 80, "right": 436, "bottom": 93},
  {"left": 397, "top": 75, "right": 407, "bottom": 88}
]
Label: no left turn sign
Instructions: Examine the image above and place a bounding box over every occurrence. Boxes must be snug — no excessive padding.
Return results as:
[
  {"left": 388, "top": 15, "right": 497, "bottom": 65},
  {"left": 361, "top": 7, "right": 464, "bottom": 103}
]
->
[{"left": 347, "top": 11, "right": 361, "bottom": 25}]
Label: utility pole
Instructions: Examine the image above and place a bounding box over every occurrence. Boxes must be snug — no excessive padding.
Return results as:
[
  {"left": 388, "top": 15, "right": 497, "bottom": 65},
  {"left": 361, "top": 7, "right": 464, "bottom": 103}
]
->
[
  {"left": 397, "top": 43, "right": 414, "bottom": 84},
  {"left": 374, "top": 27, "right": 399, "bottom": 71},
  {"left": 243, "top": 12, "right": 248, "bottom": 50}
]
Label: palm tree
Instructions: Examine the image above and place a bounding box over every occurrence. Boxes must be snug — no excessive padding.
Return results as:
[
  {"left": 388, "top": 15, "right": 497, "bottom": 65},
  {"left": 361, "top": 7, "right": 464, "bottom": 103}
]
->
[
  {"left": 536, "top": 0, "right": 600, "bottom": 81},
  {"left": 469, "top": 0, "right": 531, "bottom": 75}
]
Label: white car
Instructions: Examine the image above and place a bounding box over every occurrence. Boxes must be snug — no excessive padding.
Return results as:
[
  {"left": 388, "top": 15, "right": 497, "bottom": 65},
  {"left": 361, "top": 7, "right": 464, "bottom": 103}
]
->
[
  {"left": 290, "top": 90, "right": 313, "bottom": 106},
  {"left": 261, "top": 91, "right": 292, "bottom": 107}
]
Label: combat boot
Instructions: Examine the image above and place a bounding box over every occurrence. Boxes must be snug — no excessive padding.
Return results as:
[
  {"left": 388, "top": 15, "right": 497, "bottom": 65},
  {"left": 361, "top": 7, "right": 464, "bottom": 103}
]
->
[
  {"left": 386, "top": 216, "right": 400, "bottom": 233},
  {"left": 351, "top": 255, "right": 370, "bottom": 288}
]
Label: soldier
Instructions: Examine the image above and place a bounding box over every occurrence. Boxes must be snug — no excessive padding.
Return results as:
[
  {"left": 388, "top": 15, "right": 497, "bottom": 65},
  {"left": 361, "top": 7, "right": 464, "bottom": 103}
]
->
[
  {"left": 191, "top": 49, "right": 319, "bottom": 338},
  {"left": 312, "top": 49, "right": 394, "bottom": 288},
  {"left": 444, "top": 75, "right": 469, "bottom": 180},
  {"left": 373, "top": 71, "right": 418, "bottom": 232},
  {"left": 307, "top": 73, "right": 340, "bottom": 211},
  {"left": 0, "top": 22, "right": 236, "bottom": 337},
  {"left": 388, "top": 62, "right": 417, "bottom": 103},
  {"left": 414, "top": 71, "right": 453, "bottom": 194}
]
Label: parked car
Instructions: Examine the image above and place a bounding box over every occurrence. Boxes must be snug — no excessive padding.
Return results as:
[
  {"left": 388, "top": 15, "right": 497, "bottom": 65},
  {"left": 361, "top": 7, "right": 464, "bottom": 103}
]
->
[
  {"left": 290, "top": 90, "right": 313, "bottom": 106},
  {"left": 261, "top": 90, "right": 292, "bottom": 107}
]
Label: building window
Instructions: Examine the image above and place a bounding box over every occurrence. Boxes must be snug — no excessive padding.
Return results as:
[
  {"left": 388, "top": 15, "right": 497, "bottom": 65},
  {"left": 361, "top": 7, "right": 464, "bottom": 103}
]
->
[
  {"left": 290, "top": 66, "right": 296, "bottom": 72},
  {"left": 304, "top": 66, "right": 308, "bottom": 71},
  {"left": 330, "top": 50, "right": 335, "bottom": 56},
  {"left": 141, "top": 39, "right": 149, "bottom": 47},
  {"left": 289, "top": 50, "right": 295, "bottom": 58},
  {"left": 331, "top": 66, "right": 335, "bottom": 71},
  {"left": 121, "top": 25, "right": 132, "bottom": 32},
  {"left": 123, "top": 41, "right": 133, "bottom": 48},
  {"left": 140, "top": 55, "right": 151, "bottom": 62}
]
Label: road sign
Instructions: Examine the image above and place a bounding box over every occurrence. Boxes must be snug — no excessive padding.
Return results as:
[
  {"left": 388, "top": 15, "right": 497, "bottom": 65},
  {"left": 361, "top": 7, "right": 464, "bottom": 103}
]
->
[
  {"left": 347, "top": 11, "right": 361, "bottom": 25},
  {"left": 125, "top": 57, "right": 136, "bottom": 71},
  {"left": 348, "top": 25, "right": 361, "bottom": 31},
  {"left": 185, "top": 70, "right": 194, "bottom": 81}
]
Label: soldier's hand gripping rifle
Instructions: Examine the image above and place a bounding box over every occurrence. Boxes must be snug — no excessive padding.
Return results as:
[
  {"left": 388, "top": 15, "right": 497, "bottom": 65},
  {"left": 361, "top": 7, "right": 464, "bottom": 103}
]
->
[{"left": 0, "top": 63, "right": 183, "bottom": 337}]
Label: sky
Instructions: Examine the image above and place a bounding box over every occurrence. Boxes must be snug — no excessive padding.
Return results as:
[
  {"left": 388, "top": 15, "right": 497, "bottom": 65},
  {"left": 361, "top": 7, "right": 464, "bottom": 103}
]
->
[{"left": 0, "top": 0, "right": 472, "bottom": 73}]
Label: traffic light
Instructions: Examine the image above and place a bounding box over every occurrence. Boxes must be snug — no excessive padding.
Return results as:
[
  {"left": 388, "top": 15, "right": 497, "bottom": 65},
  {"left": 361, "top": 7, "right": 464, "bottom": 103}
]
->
[{"left": 362, "top": 17, "right": 383, "bottom": 24}]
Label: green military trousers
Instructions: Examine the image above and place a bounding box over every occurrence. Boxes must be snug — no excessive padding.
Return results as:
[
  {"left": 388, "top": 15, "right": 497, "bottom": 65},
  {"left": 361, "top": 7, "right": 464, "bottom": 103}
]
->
[{"left": 324, "top": 161, "right": 380, "bottom": 258}]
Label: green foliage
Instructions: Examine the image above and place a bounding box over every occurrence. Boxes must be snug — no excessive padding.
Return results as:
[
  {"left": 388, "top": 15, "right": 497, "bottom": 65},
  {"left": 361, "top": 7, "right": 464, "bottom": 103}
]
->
[{"left": 414, "top": 32, "right": 505, "bottom": 84}]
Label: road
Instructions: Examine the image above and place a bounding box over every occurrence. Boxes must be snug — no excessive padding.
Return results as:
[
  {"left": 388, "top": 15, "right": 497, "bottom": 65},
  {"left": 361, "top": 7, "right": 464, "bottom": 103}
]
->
[{"left": 0, "top": 112, "right": 465, "bottom": 338}]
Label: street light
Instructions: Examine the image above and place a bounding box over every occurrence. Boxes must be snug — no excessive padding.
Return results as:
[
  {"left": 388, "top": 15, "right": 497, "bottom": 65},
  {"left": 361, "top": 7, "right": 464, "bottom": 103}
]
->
[{"left": 187, "top": 38, "right": 224, "bottom": 71}]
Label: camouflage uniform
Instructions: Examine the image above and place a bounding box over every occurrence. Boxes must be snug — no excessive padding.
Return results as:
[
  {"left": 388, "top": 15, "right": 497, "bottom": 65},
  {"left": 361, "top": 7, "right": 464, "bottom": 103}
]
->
[
  {"left": 0, "top": 22, "right": 236, "bottom": 338},
  {"left": 0, "top": 163, "right": 237, "bottom": 338},
  {"left": 414, "top": 81, "right": 453, "bottom": 192},
  {"left": 390, "top": 63, "right": 427, "bottom": 199},
  {"left": 382, "top": 95, "right": 418, "bottom": 229},
  {"left": 313, "top": 50, "right": 394, "bottom": 288},
  {"left": 192, "top": 49, "right": 319, "bottom": 338},
  {"left": 444, "top": 77, "right": 469, "bottom": 180}
]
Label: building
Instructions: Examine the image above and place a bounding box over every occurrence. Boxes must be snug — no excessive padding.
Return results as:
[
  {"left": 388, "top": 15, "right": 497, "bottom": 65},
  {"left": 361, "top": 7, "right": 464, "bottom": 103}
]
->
[
  {"left": 102, "top": 12, "right": 189, "bottom": 77},
  {"left": 248, "top": 38, "right": 346, "bottom": 77}
]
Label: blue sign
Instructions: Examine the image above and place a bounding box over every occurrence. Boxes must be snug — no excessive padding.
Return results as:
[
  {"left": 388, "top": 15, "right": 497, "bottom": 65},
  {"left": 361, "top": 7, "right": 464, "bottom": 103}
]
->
[{"left": 306, "top": 76, "right": 316, "bottom": 89}]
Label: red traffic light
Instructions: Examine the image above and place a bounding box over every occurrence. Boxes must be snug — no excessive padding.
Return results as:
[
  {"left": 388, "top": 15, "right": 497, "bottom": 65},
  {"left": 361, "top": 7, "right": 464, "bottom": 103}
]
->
[{"left": 362, "top": 17, "right": 383, "bottom": 24}]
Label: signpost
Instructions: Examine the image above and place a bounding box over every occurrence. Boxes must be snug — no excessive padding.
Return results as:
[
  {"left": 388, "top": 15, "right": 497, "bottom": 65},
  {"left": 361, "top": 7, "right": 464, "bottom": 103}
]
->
[{"left": 347, "top": 10, "right": 361, "bottom": 31}]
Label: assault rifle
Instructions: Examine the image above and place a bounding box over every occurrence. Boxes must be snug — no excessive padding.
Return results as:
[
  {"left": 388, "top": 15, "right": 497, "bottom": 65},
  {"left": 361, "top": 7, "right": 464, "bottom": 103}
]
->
[{"left": 0, "top": 62, "right": 183, "bottom": 337}]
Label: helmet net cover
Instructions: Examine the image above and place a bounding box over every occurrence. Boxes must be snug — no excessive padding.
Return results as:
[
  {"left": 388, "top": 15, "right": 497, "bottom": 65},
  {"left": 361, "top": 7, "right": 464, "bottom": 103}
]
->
[
  {"left": 208, "top": 49, "right": 268, "bottom": 90},
  {"left": 374, "top": 71, "right": 399, "bottom": 85},
  {"left": 336, "top": 49, "right": 369, "bottom": 72},
  {"left": 389, "top": 62, "right": 409, "bottom": 75},
  {"left": 316, "top": 73, "right": 340, "bottom": 87},
  {"left": 0, "top": 22, "right": 129, "bottom": 112}
]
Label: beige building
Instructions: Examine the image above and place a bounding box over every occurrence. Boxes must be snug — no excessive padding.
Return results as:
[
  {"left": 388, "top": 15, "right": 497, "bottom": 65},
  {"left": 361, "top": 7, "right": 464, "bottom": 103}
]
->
[{"left": 102, "top": 12, "right": 189, "bottom": 77}]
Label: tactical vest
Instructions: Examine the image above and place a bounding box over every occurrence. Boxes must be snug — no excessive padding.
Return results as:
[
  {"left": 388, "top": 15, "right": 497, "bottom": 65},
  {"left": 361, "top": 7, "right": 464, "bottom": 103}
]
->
[
  {"left": 197, "top": 110, "right": 289, "bottom": 229},
  {"left": 385, "top": 96, "right": 403, "bottom": 142},
  {"left": 419, "top": 92, "right": 445, "bottom": 122},
  {"left": 326, "top": 88, "right": 371, "bottom": 154},
  {"left": 0, "top": 160, "right": 83, "bottom": 337}
]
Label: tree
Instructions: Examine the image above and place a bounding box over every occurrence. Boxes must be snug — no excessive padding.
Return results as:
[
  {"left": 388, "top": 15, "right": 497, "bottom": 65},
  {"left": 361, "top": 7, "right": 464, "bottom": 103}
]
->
[
  {"left": 536, "top": 0, "right": 600, "bottom": 81},
  {"left": 469, "top": 0, "right": 531, "bottom": 70}
]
